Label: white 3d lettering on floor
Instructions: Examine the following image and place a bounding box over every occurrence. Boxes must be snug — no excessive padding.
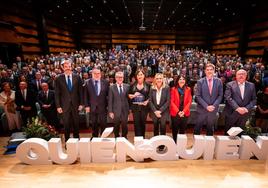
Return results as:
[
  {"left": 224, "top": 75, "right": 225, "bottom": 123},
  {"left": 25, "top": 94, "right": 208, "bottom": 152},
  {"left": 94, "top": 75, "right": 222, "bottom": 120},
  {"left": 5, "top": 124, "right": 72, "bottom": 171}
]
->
[{"left": 16, "top": 127, "right": 268, "bottom": 165}]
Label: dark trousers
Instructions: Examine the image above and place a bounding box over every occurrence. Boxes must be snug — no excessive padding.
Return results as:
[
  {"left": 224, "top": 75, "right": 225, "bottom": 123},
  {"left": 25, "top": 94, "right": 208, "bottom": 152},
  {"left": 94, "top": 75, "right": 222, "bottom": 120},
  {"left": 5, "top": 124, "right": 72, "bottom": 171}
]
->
[
  {"left": 152, "top": 117, "right": 167, "bottom": 136},
  {"left": 194, "top": 112, "right": 217, "bottom": 136},
  {"left": 42, "top": 110, "right": 60, "bottom": 130},
  {"left": 113, "top": 115, "right": 128, "bottom": 138},
  {"left": 62, "top": 108, "right": 80, "bottom": 142},
  {"left": 21, "top": 110, "right": 37, "bottom": 127},
  {"left": 171, "top": 115, "right": 188, "bottom": 142},
  {"left": 90, "top": 112, "right": 107, "bottom": 138},
  {"left": 224, "top": 111, "right": 250, "bottom": 135},
  {"left": 133, "top": 110, "right": 148, "bottom": 137}
]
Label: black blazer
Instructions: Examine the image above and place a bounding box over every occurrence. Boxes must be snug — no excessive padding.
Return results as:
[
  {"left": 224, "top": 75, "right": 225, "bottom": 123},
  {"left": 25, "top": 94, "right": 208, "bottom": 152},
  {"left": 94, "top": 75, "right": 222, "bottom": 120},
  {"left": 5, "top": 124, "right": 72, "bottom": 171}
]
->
[
  {"left": 15, "top": 88, "right": 37, "bottom": 113},
  {"left": 55, "top": 73, "right": 83, "bottom": 112},
  {"left": 84, "top": 78, "right": 109, "bottom": 113},
  {"left": 149, "top": 86, "right": 170, "bottom": 121},
  {"left": 37, "top": 90, "right": 56, "bottom": 112}
]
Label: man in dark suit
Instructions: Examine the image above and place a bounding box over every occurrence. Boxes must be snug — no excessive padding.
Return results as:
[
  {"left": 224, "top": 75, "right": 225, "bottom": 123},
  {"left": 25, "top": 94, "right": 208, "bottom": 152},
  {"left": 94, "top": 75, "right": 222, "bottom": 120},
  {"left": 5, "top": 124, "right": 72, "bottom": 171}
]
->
[
  {"left": 194, "top": 63, "right": 223, "bottom": 136},
  {"left": 15, "top": 81, "right": 37, "bottom": 127},
  {"left": 108, "top": 71, "right": 130, "bottom": 138},
  {"left": 37, "top": 83, "right": 59, "bottom": 130},
  {"left": 224, "top": 69, "right": 257, "bottom": 134},
  {"left": 30, "top": 71, "right": 46, "bottom": 94},
  {"left": 84, "top": 68, "right": 109, "bottom": 137},
  {"left": 55, "top": 59, "right": 83, "bottom": 142}
]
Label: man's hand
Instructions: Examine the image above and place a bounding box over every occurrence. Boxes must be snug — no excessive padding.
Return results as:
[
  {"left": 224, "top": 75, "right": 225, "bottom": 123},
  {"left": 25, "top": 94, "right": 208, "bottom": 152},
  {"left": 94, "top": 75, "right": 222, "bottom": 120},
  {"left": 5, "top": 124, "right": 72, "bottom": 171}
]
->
[
  {"left": 24, "top": 106, "right": 31, "bottom": 111},
  {"left": 236, "top": 107, "right": 246, "bottom": 115},
  {"left": 42, "top": 104, "right": 49, "bottom": 108},
  {"left": 57, "top": 107, "right": 63, "bottom": 114},
  {"left": 206, "top": 105, "right": 215, "bottom": 112}
]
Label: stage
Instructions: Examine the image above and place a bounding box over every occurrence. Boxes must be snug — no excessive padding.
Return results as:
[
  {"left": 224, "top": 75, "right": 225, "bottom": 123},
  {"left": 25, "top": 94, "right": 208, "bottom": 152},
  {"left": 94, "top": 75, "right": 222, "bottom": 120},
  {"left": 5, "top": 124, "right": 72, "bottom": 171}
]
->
[{"left": 1, "top": 132, "right": 268, "bottom": 188}]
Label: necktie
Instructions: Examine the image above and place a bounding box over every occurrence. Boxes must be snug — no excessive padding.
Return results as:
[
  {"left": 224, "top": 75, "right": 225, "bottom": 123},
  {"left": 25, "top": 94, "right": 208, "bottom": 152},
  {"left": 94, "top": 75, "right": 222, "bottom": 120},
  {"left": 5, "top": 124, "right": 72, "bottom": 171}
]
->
[
  {"left": 119, "top": 85, "right": 123, "bottom": 95},
  {"left": 239, "top": 84, "right": 244, "bottom": 99},
  {"left": 67, "top": 76, "right": 72, "bottom": 91},
  {"left": 94, "top": 80, "right": 99, "bottom": 96},
  {"left": 23, "top": 90, "right": 26, "bottom": 100},
  {"left": 38, "top": 80, "right": 41, "bottom": 90},
  {"left": 46, "top": 91, "right": 48, "bottom": 100},
  {"left": 208, "top": 79, "right": 212, "bottom": 95}
]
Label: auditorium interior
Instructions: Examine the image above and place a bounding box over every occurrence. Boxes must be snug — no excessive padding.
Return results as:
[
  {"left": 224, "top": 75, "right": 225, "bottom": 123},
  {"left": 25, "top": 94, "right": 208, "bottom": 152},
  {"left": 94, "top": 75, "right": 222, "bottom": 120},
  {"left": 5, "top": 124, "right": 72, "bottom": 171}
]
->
[{"left": 0, "top": 0, "right": 268, "bottom": 187}]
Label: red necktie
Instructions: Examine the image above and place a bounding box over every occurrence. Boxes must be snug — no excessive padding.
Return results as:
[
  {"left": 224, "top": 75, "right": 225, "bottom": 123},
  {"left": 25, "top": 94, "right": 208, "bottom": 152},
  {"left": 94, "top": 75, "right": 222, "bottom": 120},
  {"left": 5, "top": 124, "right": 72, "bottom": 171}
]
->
[{"left": 208, "top": 79, "right": 212, "bottom": 95}]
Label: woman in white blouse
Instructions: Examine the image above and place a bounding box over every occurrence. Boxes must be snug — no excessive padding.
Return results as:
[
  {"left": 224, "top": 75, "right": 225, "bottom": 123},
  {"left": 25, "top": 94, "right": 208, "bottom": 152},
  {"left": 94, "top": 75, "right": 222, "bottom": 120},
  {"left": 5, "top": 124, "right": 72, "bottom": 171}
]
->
[
  {"left": 0, "top": 82, "right": 21, "bottom": 131},
  {"left": 149, "top": 73, "right": 170, "bottom": 137}
]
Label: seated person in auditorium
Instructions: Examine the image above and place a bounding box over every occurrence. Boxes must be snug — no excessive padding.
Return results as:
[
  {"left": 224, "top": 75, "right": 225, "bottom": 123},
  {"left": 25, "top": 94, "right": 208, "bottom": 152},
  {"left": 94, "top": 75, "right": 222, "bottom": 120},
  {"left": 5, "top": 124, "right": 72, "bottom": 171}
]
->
[
  {"left": 108, "top": 71, "right": 130, "bottom": 138},
  {"left": 129, "top": 69, "right": 150, "bottom": 138},
  {"left": 30, "top": 71, "right": 46, "bottom": 94},
  {"left": 15, "top": 81, "right": 37, "bottom": 127},
  {"left": 0, "top": 82, "right": 21, "bottom": 132},
  {"left": 149, "top": 73, "right": 170, "bottom": 137},
  {"left": 224, "top": 69, "right": 257, "bottom": 134},
  {"left": 255, "top": 85, "right": 268, "bottom": 133},
  {"left": 170, "top": 75, "right": 192, "bottom": 142},
  {"left": 37, "top": 83, "right": 59, "bottom": 130}
]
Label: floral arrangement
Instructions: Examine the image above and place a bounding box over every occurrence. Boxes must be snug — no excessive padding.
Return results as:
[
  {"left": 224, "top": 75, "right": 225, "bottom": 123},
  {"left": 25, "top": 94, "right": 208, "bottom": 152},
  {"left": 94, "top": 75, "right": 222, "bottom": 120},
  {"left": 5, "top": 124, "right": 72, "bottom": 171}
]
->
[
  {"left": 243, "top": 119, "right": 261, "bottom": 139},
  {"left": 23, "top": 117, "right": 59, "bottom": 141}
]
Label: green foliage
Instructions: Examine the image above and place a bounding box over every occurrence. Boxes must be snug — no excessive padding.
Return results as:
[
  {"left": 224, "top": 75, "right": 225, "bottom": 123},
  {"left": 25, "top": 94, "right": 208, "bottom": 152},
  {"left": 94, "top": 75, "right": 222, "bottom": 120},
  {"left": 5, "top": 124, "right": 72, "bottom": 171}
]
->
[
  {"left": 243, "top": 120, "right": 261, "bottom": 139},
  {"left": 23, "top": 117, "right": 59, "bottom": 141}
]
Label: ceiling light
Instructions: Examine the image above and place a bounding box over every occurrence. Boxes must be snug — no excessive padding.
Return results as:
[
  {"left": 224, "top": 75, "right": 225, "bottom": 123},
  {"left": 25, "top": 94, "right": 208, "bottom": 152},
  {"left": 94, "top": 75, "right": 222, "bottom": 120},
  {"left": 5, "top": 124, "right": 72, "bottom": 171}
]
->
[
  {"left": 179, "top": 1, "right": 182, "bottom": 5},
  {"left": 57, "top": 5, "right": 60, "bottom": 8}
]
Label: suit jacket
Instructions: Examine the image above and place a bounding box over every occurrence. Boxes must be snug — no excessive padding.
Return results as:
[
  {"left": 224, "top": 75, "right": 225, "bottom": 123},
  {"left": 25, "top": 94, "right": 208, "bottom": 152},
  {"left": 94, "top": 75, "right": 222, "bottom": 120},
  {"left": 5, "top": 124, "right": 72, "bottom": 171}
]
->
[
  {"left": 108, "top": 83, "right": 130, "bottom": 119},
  {"left": 195, "top": 77, "right": 223, "bottom": 113},
  {"left": 37, "top": 90, "right": 56, "bottom": 112},
  {"left": 15, "top": 88, "right": 37, "bottom": 114},
  {"left": 30, "top": 79, "right": 46, "bottom": 93},
  {"left": 224, "top": 81, "right": 256, "bottom": 114},
  {"left": 84, "top": 78, "right": 109, "bottom": 113},
  {"left": 149, "top": 86, "right": 170, "bottom": 120},
  {"left": 55, "top": 73, "right": 83, "bottom": 112},
  {"left": 170, "top": 86, "right": 192, "bottom": 117}
]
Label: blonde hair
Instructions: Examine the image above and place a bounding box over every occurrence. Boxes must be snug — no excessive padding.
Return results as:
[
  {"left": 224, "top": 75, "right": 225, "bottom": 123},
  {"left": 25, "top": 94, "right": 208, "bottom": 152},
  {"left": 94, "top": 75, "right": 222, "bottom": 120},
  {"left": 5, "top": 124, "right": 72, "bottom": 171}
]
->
[{"left": 151, "top": 73, "right": 166, "bottom": 89}]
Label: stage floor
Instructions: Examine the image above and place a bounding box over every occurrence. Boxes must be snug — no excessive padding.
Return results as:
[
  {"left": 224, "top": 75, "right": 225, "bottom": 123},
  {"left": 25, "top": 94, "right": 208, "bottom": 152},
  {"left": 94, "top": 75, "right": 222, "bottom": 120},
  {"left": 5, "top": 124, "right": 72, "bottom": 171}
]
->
[{"left": 1, "top": 132, "right": 268, "bottom": 188}]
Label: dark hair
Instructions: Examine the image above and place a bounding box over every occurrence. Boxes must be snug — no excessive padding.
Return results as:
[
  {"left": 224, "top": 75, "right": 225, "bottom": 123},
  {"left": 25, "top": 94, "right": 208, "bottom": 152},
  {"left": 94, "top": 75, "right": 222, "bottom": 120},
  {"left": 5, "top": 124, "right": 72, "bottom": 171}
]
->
[
  {"left": 135, "top": 69, "right": 146, "bottom": 80},
  {"left": 1, "top": 82, "right": 11, "bottom": 90},
  {"left": 175, "top": 74, "right": 187, "bottom": 88}
]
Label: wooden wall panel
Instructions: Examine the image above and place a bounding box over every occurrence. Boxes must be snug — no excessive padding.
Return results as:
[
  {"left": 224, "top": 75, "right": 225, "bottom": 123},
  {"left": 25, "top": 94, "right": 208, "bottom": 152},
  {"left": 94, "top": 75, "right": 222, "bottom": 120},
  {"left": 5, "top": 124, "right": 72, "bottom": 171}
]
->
[
  {"left": 211, "top": 23, "right": 241, "bottom": 55},
  {"left": 46, "top": 20, "right": 76, "bottom": 53},
  {"left": 0, "top": 7, "right": 40, "bottom": 58},
  {"left": 246, "top": 12, "right": 268, "bottom": 57}
]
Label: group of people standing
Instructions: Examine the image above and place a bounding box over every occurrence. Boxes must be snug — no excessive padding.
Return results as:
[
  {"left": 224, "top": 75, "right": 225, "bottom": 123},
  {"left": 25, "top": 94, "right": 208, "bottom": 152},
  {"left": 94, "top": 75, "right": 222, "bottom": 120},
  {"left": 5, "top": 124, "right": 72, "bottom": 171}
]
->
[{"left": 55, "top": 59, "right": 257, "bottom": 142}]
